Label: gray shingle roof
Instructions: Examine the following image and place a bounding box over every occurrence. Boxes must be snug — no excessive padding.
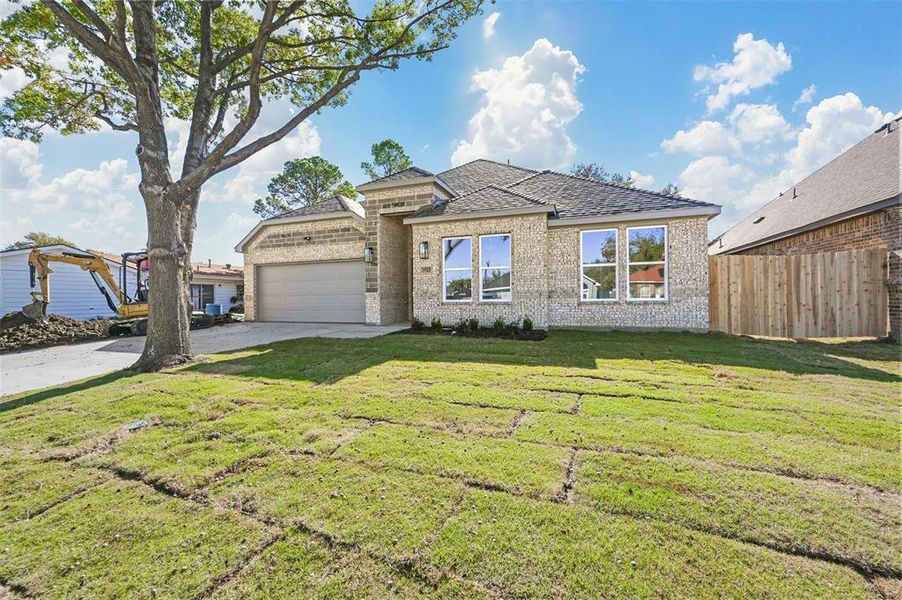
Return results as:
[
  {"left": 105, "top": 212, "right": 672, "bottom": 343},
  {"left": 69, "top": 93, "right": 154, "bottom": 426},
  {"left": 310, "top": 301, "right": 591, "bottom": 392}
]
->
[
  {"left": 266, "top": 195, "right": 364, "bottom": 221},
  {"left": 438, "top": 159, "right": 536, "bottom": 195},
  {"left": 713, "top": 117, "right": 901, "bottom": 254},
  {"left": 409, "top": 185, "right": 552, "bottom": 219},
  {"left": 358, "top": 166, "right": 434, "bottom": 188},
  {"left": 507, "top": 171, "right": 718, "bottom": 220}
]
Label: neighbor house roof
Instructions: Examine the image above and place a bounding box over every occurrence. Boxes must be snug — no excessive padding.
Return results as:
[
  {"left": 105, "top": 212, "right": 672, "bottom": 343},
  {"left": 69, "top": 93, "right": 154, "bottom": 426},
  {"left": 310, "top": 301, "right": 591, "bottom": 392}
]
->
[
  {"left": 234, "top": 195, "right": 364, "bottom": 252},
  {"left": 191, "top": 261, "right": 243, "bottom": 279},
  {"left": 403, "top": 160, "right": 720, "bottom": 225},
  {"left": 712, "top": 116, "right": 901, "bottom": 255},
  {"left": 629, "top": 265, "right": 665, "bottom": 283}
]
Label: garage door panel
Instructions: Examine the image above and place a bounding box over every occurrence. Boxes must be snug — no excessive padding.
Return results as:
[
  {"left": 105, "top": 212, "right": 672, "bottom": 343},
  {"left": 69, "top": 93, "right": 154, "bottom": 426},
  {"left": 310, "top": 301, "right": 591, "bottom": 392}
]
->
[{"left": 258, "top": 261, "right": 364, "bottom": 323}]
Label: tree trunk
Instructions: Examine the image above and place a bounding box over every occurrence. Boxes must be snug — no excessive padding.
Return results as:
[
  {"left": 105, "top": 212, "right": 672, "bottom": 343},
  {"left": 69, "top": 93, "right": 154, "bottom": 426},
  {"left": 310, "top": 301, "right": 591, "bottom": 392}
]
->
[{"left": 131, "top": 190, "right": 194, "bottom": 372}]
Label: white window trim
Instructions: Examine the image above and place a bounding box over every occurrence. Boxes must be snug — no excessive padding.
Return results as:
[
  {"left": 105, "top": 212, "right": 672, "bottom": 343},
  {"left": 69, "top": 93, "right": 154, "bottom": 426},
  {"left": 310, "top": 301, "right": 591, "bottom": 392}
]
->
[
  {"left": 626, "top": 224, "right": 668, "bottom": 302},
  {"left": 442, "top": 236, "right": 473, "bottom": 303},
  {"left": 478, "top": 234, "right": 512, "bottom": 303},
  {"left": 579, "top": 228, "right": 618, "bottom": 302}
]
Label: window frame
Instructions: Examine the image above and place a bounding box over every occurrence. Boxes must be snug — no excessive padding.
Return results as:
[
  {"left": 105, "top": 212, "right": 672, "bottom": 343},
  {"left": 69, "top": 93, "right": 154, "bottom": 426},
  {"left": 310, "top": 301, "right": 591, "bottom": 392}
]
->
[
  {"left": 626, "top": 224, "right": 668, "bottom": 302},
  {"left": 578, "top": 228, "right": 619, "bottom": 302},
  {"left": 478, "top": 233, "right": 513, "bottom": 303},
  {"left": 441, "top": 236, "right": 473, "bottom": 303}
]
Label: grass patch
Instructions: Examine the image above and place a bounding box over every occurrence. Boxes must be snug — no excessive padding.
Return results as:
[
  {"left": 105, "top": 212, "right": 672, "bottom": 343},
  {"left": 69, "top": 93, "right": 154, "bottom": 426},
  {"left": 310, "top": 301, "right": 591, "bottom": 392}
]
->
[{"left": 422, "top": 381, "right": 577, "bottom": 413}]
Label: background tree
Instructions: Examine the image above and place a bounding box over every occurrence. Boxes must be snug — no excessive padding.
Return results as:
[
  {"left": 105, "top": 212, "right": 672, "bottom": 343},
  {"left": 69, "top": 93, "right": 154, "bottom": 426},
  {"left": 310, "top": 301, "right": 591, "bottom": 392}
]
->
[
  {"left": 3, "top": 232, "right": 78, "bottom": 251},
  {"left": 360, "top": 138, "right": 412, "bottom": 179},
  {"left": 660, "top": 182, "right": 682, "bottom": 197},
  {"left": 570, "top": 162, "right": 634, "bottom": 188},
  {"left": 253, "top": 157, "right": 356, "bottom": 218},
  {"left": 1, "top": 0, "right": 480, "bottom": 371}
]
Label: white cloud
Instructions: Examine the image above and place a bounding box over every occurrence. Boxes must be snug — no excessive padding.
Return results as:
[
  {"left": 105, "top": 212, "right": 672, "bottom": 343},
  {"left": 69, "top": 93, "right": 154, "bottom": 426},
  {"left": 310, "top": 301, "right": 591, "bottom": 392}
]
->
[
  {"left": 482, "top": 11, "right": 500, "bottom": 39},
  {"left": 661, "top": 121, "right": 739, "bottom": 156},
  {"left": 694, "top": 33, "right": 791, "bottom": 112},
  {"left": 452, "top": 38, "right": 585, "bottom": 169},
  {"left": 0, "top": 67, "right": 27, "bottom": 101},
  {"left": 792, "top": 84, "right": 817, "bottom": 111},
  {"left": 629, "top": 170, "right": 655, "bottom": 188},
  {"left": 727, "top": 103, "right": 790, "bottom": 143},
  {"left": 0, "top": 137, "right": 43, "bottom": 183},
  {"left": 206, "top": 120, "right": 321, "bottom": 204},
  {"left": 677, "top": 155, "right": 754, "bottom": 207}
]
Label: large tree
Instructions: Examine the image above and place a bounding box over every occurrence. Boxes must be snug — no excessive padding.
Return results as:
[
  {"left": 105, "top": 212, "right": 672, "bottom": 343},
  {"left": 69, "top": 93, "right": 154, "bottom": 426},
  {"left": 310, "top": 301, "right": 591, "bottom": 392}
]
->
[
  {"left": 360, "top": 138, "right": 411, "bottom": 179},
  {"left": 3, "top": 231, "right": 78, "bottom": 251},
  {"left": 1, "top": 0, "right": 480, "bottom": 371},
  {"left": 253, "top": 156, "right": 355, "bottom": 218},
  {"left": 570, "top": 162, "right": 635, "bottom": 188}
]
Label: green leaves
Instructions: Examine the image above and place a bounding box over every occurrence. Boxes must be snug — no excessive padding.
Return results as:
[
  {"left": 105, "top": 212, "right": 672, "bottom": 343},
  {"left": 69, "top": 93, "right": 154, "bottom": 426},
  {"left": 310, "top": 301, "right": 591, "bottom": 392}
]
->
[
  {"left": 360, "top": 138, "right": 412, "bottom": 179},
  {"left": 253, "top": 156, "right": 356, "bottom": 218}
]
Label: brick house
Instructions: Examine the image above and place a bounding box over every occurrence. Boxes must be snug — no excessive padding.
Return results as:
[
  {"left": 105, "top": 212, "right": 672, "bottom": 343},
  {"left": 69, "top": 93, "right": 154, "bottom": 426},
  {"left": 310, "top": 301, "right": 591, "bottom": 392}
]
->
[
  {"left": 710, "top": 116, "right": 901, "bottom": 339},
  {"left": 236, "top": 159, "right": 721, "bottom": 330}
]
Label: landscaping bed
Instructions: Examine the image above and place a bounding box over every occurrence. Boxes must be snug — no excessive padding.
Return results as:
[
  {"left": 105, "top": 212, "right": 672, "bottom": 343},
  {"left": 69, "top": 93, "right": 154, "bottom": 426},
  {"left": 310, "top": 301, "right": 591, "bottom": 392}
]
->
[
  {"left": 396, "top": 318, "right": 547, "bottom": 340},
  {"left": 0, "top": 313, "right": 112, "bottom": 353}
]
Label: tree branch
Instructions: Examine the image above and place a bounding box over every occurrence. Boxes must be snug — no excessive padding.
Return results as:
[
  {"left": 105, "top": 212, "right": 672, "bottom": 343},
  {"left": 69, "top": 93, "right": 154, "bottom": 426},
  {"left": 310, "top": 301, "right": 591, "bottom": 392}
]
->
[{"left": 94, "top": 111, "right": 138, "bottom": 131}]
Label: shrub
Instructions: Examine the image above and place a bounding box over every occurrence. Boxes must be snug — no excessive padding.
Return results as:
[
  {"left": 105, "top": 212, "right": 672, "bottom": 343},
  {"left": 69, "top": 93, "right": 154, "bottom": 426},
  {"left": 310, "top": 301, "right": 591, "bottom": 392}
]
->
[
  {"left": 431, "top": 318, "right": 442, "bottom": 330},
  {"left": 507, "top": 319, "right": 521, "bottom": 334},
  {"left": 492, "top": 317, "right": 505, "bottom": 331},
  {"left": 522, "top": 317, "right": 534, "bottom": 332},
  {"left": 467, "top": 318, "right": 479, "bottom": 331},
  {"left": 411, "top": 316, "right": 425, "bottom": 329}
]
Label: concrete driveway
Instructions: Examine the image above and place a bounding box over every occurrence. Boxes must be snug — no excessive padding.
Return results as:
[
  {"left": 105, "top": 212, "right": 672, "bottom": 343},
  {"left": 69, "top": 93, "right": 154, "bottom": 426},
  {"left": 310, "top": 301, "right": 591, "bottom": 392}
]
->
[{"left": 0, "top": 322, "right": 404, "bottom": 397}]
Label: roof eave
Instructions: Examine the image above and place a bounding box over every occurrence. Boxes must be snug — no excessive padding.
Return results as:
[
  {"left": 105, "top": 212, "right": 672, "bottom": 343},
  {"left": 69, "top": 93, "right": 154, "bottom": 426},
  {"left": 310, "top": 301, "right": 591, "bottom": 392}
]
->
[
  {"left": 713, "top": 194, "right": 900, "bottom": 255},
  {"left": 356, "top": 175, "right": 456, "bottom": 197},
  {"left": 234, "top": 211, "right": 362, "bottom": 253},
  {"left": 547, "top": 205, "right": 722, "bottom": 227},
  {"left": 403, "top": 205, "right": 555, "bottom": 225}
]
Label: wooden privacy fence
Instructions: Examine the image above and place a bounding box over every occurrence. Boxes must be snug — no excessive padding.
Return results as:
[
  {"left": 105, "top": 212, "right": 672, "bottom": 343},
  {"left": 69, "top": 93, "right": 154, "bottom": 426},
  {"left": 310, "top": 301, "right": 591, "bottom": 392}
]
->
[{"left": 709, "top": 250, "right": 888, "bottom": 338}]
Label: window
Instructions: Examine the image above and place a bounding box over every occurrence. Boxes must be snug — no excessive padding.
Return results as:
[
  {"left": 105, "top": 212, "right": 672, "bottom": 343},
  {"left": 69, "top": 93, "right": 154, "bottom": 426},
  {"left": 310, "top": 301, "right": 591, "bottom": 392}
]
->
[
  {"left": 580, "top": 229, "right": 617, "bottom": 300},
  {"left": 443, "top": 237, "right": 472, "bottom": 302},
  {"left": 627, "top": 225, "right": 667, "bottom": 300},
  {"left": 189, "top": 284, "right": 214, "bottom": 310},
  {"left": 479, "top": 234, "right": 512, "bottom": 301}
]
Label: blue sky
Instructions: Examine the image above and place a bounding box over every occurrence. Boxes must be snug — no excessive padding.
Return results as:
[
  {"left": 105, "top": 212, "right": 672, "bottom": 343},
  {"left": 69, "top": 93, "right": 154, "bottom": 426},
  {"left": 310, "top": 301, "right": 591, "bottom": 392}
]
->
[{"left": 1, "top": 1, "right": 899, "bottom": 265}]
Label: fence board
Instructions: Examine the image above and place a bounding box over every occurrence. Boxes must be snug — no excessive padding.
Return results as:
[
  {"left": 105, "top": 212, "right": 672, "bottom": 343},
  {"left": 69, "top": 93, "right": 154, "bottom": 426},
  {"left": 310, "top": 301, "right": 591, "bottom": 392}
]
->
[{"left": 709, "top": 250, "right": 888, "bottom": 338}]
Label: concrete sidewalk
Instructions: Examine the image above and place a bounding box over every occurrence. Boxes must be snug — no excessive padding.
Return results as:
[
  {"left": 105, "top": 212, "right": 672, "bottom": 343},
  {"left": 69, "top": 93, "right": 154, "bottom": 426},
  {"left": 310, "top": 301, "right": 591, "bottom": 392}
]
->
[{"left": 0, "top": 321, "right": 404, "bottom": 397}]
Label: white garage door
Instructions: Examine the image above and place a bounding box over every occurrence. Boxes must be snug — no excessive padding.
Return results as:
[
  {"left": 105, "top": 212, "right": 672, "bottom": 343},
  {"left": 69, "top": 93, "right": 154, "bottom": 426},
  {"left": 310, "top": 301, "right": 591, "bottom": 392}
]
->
[{"left": 257, "top": 261, "right": 365, "bottom": 323}]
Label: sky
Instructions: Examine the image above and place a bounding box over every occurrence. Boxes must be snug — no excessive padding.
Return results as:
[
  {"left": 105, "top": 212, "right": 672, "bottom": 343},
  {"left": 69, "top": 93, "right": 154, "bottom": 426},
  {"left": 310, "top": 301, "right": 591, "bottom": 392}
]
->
[{"left": 1, "top": 1, "right": 900, "bottom": 266}]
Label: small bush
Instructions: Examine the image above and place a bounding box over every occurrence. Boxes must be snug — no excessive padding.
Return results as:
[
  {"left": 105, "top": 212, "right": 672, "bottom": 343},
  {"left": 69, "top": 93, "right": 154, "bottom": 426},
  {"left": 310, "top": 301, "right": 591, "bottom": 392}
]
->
[
  {"left": 411, "top": 316, "right": 425, "bottom": 329},
  {"left": 431, "top": 318, "right": 442, "bottom": 330},
  {"left": 522, "top": 317, "right": 534, "bottom": 332},
  {"left": 507, "top": 320, "right": 521, "bottom": 334},
  {"left": 467, "top": 318, "right": 479, "bottom": 331},
  {"left": 492, "top": 317, "right": 505, "bottom": 331}
]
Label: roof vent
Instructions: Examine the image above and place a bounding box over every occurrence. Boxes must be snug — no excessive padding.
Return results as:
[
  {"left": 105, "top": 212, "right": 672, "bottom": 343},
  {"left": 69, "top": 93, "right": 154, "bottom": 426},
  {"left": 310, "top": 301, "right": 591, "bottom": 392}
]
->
[
  {"left": 792, "top": 187, "right": 798, "bottom": 199},
  {"left": 753, "top": 216, "right": 765, "bottom": 224},
  {"left": 225, "top": 263, "right": 231, "bottom": 269},
  {"left": 208, "top": 259, "right": 212, "bottom": 267}
]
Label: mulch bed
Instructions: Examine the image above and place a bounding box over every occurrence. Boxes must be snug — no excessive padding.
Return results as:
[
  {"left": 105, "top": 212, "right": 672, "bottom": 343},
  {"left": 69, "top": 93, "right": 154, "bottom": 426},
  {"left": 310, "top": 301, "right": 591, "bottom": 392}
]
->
[
  {"left": 394, "top": 326, "right": 547, "bottom": 341},
  {"left": 0, "top": 313, "right": 113, "bottom": 353}
]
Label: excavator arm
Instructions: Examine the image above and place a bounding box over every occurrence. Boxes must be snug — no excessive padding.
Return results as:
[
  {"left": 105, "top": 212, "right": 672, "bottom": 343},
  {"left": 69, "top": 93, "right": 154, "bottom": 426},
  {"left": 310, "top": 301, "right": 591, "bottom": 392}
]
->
[{"left": 22, "top": 248, "right": 134, "bottom": 320}]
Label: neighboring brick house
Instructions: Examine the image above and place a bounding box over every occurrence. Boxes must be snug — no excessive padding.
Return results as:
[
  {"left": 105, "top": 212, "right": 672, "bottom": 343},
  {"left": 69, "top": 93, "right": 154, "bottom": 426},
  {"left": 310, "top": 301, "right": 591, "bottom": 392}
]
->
[
  {"left": 711, "top": 116, "right": 901, "bottom": 339},
  {"left": 236, "top": 159, "right": 721, "bottom": 330}
]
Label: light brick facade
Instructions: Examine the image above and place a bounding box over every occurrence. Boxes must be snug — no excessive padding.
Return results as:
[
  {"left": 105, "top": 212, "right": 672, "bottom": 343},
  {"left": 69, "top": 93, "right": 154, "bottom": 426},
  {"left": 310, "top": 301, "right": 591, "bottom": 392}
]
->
[{"left": 241, "top": 215, "right": 365, "bottom": 320}]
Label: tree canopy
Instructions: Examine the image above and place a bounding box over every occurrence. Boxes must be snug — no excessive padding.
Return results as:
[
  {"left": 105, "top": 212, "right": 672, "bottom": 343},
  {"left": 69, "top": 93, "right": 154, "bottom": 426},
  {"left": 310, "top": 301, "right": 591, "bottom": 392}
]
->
[
  {"left": 361, "top": 138, "right": 412, "bottom": 179},
  {"left": 3, "top": 232, "right": 78, "bottom": 251},
  {"left": 660, "top": 182, "right": 682, "bottom": 197},
  {"left": 253, "top": 156, "right": 356, "bottom": 218},
  {"left": 570, "top": 162, "right": 635, "bottom": 188}
]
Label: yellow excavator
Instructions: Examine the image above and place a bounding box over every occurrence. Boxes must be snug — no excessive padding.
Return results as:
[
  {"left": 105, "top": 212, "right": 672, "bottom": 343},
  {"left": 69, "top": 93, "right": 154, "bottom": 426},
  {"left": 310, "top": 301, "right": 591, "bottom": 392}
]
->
[{"left": 21, "top": 248, "right": 213, "bottom": 336}]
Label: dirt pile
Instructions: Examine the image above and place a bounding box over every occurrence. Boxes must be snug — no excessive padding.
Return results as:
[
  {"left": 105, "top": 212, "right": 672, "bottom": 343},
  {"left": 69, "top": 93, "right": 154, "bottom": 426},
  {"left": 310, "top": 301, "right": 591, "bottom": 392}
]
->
[{"left": 0, "top": 313, "right": 113, "bottom": 353}]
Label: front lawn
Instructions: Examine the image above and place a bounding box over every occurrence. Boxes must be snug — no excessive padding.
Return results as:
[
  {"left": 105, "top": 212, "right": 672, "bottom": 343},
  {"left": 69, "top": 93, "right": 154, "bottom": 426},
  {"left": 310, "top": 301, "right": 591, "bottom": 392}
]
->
[{"left": 0, "top": 331, "right": 899, "bottom": 598}]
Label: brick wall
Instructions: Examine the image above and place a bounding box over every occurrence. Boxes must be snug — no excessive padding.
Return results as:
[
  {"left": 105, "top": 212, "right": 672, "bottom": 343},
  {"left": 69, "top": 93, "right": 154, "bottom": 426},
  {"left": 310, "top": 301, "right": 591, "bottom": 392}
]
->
[
  {"left": 410, "top": 214, "right": 550, "bottom": 328},
  {"left": 547, "top": 217, "right": 710, "bottom": 331},
  {"left": 241, "top": 215, "right": 364, "bottom": 320},
  {"left": 736, "top": 205, "right": 900, "bottom": 339}
]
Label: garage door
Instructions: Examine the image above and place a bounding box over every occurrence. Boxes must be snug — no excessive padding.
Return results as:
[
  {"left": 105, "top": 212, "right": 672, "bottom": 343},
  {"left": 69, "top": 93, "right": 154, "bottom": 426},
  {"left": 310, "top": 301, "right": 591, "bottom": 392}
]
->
[{"left": 257, "top": 261, "right": 365, "bottom": 323}]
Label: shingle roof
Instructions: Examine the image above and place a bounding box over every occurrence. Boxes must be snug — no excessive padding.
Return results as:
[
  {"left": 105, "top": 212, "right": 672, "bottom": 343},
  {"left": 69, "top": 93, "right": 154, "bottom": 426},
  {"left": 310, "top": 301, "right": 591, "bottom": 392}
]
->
[
  {"left": 507, "top": 171, "right": 718, "bottom": 220},
  {"left": 713, "top": 116, "right": 901, "bottom": 254},
  {"left": 358, "top": 166, "right": 434, "bottom": 188},
  {"left": 266, "top": 195, "right": 364, "bottom": 221},
  {"left": 409, "top": 185, "right": 552, "bottom": 219},
  {"left": 438, "top": 159, "right": 536, "bottom": 195}
]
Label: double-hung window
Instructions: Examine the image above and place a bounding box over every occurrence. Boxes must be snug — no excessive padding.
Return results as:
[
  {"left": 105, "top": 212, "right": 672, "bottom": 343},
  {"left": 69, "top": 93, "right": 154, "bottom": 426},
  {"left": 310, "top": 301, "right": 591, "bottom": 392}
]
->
[
  {"left": 580, "top": 229, "right": 617, "bottom": 300},
  {"left": 443, "top": 237, "right": 472, "bottom": 302},
  {"left": 479, "top": 234, "right": 511, "bottom": 301},
  {"left": 627, "top": 225, "right": 667, "bottom": 300}
]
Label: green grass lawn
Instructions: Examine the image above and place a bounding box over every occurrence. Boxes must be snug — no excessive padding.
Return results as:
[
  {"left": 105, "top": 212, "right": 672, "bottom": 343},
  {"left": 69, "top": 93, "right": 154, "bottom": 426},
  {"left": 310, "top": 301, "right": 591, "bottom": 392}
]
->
[{"left": 0, "top": 330, "right": 899, "bottom": 599}]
